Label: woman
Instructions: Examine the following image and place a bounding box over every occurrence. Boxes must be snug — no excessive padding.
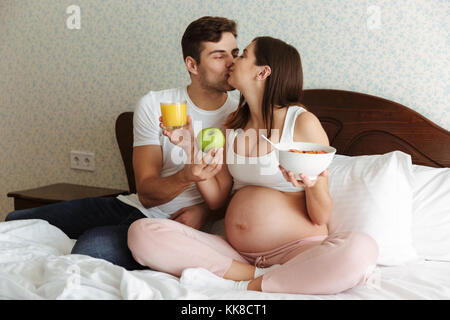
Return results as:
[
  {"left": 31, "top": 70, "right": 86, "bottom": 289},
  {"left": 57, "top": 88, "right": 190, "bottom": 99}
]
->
[{"left": 128, "top": 37, "right": 378, "bottom": 294}]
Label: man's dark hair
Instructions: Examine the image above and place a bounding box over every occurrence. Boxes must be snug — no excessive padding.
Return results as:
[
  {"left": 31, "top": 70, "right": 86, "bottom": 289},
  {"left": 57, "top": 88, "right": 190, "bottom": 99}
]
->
[{"left": 181, "top": 16, "right": 237, "bottom": 64}]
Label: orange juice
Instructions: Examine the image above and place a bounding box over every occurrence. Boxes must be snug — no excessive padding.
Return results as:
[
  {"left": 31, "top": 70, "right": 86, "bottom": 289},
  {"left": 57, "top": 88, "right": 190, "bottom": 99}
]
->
[{"left": 160, "top": 101, "right": 187, "bottom": 129}]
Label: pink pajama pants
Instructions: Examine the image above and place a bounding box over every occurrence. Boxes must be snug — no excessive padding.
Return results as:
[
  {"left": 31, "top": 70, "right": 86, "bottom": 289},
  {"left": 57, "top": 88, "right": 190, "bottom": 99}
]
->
[{"left": 127, "top": 218, "right": 378, "bottom": 295}]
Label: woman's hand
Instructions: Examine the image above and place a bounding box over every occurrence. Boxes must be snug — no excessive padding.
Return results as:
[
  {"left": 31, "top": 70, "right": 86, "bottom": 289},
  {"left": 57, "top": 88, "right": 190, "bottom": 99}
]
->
[{"left": 279, "top": 166, "right": 329, "bottom": 189}]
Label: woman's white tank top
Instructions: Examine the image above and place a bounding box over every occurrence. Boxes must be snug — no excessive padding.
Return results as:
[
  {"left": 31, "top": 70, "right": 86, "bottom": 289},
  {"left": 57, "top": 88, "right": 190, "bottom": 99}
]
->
[{"left": 227, "top": 105, "right": 307, "bottom": 193}]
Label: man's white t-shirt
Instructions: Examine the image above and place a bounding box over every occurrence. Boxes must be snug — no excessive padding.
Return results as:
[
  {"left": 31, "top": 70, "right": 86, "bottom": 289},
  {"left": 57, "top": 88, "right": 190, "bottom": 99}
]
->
[{"left": 117, "top": 86, "right": 239, "bottom": 219}]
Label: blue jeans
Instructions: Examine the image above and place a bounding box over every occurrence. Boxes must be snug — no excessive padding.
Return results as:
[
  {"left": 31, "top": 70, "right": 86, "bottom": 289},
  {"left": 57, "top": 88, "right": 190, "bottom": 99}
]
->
[{"left": 5, "top": 197, "right": 147, "bottom": 270}]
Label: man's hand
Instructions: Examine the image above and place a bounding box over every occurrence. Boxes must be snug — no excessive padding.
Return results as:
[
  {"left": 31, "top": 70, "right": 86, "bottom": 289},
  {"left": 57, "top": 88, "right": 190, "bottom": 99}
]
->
[
  {"left": 169, "top": 203, "right": 210, "bottom": 230},
  {"left": 160, "top": 115, "right": 196, "bottom": 157},
  {"left": 181, "top": 147, "right": 223, "bottom": 182},
  {"left": 160, "top": 115, "right": 224, "bottom": 183}
]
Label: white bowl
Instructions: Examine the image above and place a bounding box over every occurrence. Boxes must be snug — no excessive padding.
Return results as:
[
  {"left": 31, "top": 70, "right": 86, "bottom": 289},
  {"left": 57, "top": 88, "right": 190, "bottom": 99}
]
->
[{"left": 276, "top": 142, "right": 336, "bottom": 180}]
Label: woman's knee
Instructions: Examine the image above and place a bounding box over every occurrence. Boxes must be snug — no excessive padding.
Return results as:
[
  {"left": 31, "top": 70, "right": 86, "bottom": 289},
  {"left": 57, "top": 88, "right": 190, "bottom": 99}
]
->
[
  {"left": 342, "top": 232, "right": 379, "bottom": 273},
  {"left": 349, "top": 232, "right": 378, "bottom": 259},
  {"left": 127, "top": 218, "right": 172, "bottom": 255},
  {"left": 128, "top": 218, "right": 152, "bottom": 249}
]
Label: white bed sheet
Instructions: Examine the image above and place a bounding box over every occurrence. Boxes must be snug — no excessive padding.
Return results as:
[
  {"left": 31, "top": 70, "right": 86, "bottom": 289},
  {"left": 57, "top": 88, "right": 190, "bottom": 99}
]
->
[{"left": 0, "top": 219, "right": 449, "bottom": 300}]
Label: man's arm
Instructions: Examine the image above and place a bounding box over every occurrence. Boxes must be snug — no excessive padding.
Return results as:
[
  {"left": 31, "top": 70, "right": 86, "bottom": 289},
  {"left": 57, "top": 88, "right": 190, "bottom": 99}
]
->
[{"left": 133, "top": 145, "right": 193, "bottom": 208}]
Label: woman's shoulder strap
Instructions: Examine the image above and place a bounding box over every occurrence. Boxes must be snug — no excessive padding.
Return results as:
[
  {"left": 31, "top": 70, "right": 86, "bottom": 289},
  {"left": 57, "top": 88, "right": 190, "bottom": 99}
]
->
[{"left": 280, "top": 105, "right": 307, "bottom": 143}]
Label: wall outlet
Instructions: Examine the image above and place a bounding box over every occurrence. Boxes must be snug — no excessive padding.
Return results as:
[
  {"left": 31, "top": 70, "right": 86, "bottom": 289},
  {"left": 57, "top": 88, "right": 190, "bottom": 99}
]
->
[{"left": 70, "top": 151, "right": 95, "bottom": 171}]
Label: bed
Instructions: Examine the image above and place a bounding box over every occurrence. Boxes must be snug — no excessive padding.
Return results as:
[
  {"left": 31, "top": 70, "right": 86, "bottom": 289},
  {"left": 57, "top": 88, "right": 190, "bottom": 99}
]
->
[{"left": 1, "top": 89, "right": 449, "bottom": 300}]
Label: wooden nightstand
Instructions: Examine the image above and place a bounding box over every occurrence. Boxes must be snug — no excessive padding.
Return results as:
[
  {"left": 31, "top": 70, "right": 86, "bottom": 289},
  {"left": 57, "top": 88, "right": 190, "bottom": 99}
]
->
[{"left": 7, "top": 183, "right": 129, "bottom": 210}]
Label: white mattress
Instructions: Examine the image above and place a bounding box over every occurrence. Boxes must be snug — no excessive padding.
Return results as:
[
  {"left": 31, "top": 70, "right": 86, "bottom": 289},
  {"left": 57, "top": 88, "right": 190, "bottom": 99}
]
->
[{"left": 0, "top": 219, "right": 449, "bottom": 300}]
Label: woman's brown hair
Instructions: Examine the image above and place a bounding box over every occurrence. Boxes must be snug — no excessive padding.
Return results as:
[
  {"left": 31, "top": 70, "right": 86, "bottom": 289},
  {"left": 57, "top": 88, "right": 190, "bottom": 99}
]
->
[{"left": 225, "top": 36, "right": 303, "bottom": 138}]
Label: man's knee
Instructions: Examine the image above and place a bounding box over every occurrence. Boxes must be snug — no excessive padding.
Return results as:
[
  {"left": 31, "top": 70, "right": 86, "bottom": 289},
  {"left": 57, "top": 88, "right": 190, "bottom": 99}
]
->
[
  {"left": 71, "top": 225, "right": 147, "bottom": 270},
  {"left": 71, "top": 228, "right": 101, "bottom": 256},
  {"left": 71, "top": 225, "right": 127, "bottom": 257}
]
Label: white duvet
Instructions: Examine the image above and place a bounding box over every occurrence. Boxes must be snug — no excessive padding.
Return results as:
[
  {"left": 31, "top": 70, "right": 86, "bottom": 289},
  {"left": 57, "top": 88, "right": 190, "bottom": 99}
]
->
[{"left": 0, "top": 219, "right": 449, "bottom": 300}]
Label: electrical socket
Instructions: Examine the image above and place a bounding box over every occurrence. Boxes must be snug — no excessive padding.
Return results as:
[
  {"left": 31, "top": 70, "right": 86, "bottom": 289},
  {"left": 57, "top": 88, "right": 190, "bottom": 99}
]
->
[{"left": 70, "top": 151, "right": 95, "bottom": 171}]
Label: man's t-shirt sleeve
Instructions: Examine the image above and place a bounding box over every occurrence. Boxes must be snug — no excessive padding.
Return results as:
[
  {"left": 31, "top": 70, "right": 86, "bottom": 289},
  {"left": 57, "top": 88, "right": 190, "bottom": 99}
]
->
[{"left": 133, "top": 93, "right": 162, "bottom": 147}]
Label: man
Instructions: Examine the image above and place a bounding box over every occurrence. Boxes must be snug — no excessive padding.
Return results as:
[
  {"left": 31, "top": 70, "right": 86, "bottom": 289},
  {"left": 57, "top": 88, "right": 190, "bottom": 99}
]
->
[{"left": 5, "top": 16, "right": 240, "bottom": 270}]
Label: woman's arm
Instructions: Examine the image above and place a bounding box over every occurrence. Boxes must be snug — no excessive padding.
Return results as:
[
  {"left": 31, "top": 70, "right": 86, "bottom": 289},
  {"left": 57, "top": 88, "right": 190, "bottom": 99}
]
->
[
  {"left": 280, "top": 110, "right": 333, "bottom": 225},
  {"left": 300, "top": 171, "right": 332, "bottom": 225}
]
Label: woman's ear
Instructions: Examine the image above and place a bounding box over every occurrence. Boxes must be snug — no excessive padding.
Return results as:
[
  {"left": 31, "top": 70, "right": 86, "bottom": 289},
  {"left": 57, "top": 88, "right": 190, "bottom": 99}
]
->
[
  {"left": 185, "top": 56, "right": 199, "bottom": 75},
  {"left": 257, "top": 66, "right": 271, "bottom": 80}
]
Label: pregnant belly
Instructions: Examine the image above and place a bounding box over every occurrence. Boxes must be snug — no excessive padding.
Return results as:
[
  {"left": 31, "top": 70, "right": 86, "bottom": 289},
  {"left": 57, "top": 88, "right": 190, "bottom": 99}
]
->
[{"left": 225, "top": 186, "right": 328, "bottom": 252}]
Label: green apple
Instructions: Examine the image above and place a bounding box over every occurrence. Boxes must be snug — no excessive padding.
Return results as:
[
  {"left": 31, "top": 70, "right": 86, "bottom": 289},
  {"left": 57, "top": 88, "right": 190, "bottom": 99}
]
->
[{"left": 197, "top": 127, "right": 225, "bottom": 152}]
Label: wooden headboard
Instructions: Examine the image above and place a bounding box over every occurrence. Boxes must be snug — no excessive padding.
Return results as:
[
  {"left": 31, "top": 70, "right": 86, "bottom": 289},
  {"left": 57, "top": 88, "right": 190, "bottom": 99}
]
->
[
  {"left": 116, "top": 89, "right": 450, "bottom": 192},
  {"left": 302, "top": 89, "right": 450, "bottom": 168}
]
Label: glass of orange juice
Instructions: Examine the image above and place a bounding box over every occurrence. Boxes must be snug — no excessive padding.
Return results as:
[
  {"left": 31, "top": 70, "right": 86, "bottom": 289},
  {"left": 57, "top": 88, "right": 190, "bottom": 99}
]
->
[{"left": 160, "top": 101, "right": 187, "bottom": 130}]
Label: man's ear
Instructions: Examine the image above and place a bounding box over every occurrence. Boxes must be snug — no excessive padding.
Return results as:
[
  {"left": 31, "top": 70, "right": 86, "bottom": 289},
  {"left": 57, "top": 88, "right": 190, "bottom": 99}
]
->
[
  {"left": 185, "top": 56, "right": 199, "bottom": 75},
  {"left": 257, "top": 65, "right": 271, "bottom": 80}
]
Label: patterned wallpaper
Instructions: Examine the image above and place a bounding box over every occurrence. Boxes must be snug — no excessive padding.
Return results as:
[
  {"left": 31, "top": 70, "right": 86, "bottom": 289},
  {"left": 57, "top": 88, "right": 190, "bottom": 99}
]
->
[{"left": 1, "top": 0, "right": 448, "bottom": 219}]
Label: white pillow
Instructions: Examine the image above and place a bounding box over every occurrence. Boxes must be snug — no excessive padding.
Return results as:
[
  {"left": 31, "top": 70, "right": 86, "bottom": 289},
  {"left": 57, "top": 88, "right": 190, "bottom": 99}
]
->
[
  {"left": 411, "top": 164, "right": 450, "bottom": 261},
  {"left": 328, "top": 151, "right": 419, "bottom": 266}
]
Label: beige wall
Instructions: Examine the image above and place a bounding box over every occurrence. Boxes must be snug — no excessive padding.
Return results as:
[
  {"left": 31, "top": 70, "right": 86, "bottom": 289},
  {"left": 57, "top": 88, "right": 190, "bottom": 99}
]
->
[{"left": 1, "top": 0, "right": 449, "bottom": 219}]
